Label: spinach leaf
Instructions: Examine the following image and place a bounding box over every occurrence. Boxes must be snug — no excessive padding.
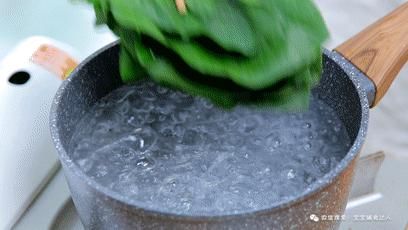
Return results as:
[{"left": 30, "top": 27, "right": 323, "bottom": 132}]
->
[{"left": 85, "top": 0, "right": 328, "bottom": 109}]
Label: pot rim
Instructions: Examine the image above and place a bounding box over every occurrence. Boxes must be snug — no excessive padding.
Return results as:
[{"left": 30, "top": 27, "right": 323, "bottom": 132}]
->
[{"left": 49, "top": 42, "right": 370, "bottom": 221}]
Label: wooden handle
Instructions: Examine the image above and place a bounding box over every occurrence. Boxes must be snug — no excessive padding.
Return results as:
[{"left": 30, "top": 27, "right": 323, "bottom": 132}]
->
[{"left": 335, "top": 3, "right": 408, "bottom": 107}]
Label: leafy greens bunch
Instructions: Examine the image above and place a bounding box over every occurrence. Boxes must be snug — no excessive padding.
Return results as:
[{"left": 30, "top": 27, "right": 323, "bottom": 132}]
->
[{"left": 86, "top": 0, "right": 329, "bottom": 109}]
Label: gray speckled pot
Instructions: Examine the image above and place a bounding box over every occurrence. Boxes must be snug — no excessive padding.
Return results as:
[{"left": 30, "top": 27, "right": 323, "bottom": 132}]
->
[
  {"left": 49, "top": 42, "right": 369, "bottom": 230},
  {"left": 50, "top": 4, "right": 407, "bottom": 228}
]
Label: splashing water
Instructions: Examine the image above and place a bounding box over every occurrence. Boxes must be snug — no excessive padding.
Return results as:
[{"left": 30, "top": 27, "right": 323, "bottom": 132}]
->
[{"left": 69, "top": 80, "right": 351, "bottom": 215}]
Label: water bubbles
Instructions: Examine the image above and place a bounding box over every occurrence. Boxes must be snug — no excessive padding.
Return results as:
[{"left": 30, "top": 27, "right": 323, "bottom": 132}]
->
[
  {"left": 128, "top": 184, "right": 139, "bottom": 195},
  {"left": 117, "top": 100, "right": 130, "bottom": 115},
  {"left": 224, "top": 114, "right": 239, "bottom": 127},
  {"left": 266, "top": 135, "right": 281, "bottom": 151},
  {"left": 77, "top": 158, "right": 93, "bottom": 172},
  {"left": 240, "top": 117, "right": 258, "bottom": 133},
  {"left": 312, "top": 156, "right": 331, "bottom": 174},
  {"left": 200, "top": 164, "right": 208, "bottom": 172},
  {"left": 180, "top": 199, "right": 192, "bottom": 212},
  {"left": 160, "top": 127, "right": 175, "bottom": 137},
  {"left": 156, "top": 86, "right": 169, "bottom": 94},
  {"left": 95, "top": 165, "right": 108, "bottom": 178},
  {"left": 160, "top": 176, "right": 178, "bottom": 193},
  {"left": 127, "top": 116, "right": 135, "bottom": 124},
  {"left": 136, "top": 157, "right": 155, "bottom": 170},
  {"left": 304, "top": 143, "right": 312, "bottom": 151},
  {"left": 273, "top": 139, "right": 281, "bottom": 148},
  {"left": 128, "top": 135, "right": 137, "bottom": 142},
  {"left": 141, "top": 89, "right": 157, "bottom": 101},
  {"left": 144, "top": 113, "right": 156, "bottom": 124},
  {"left": 116, "top": 88, "right": 136, "bottom": 103},
  {"left": 171, "top": 110, "right": 189, "bottom": 123},
  {"left": 202, "top": 100, "right": 214, "bottom": 109},
  {"left": 182, "top": 129, "right": 200, "bottom": 145},
  {"left": 136, "top": 159, "right": 149, "bottom": 167},
  {"left": 70, "top": 81, "right": 350, "bottom": 216},
  {"left": 230, "top": 186, "right": 241, "bottom": 194},
  {"left": 257, "top": 167, "right": 271, "bottom": 176},
  {"left": 320, "top": 128, "right": 328, "bottom": 135},
  {"left": 158, "top": 114, "right": 167, "bottom": 122},
  {"left": 253, "top": 138, "right": 262, "bottom": 145},
  {"left": 303, "top": 122, "right": 312, "bottom": 129},
  {"left": 303, "top": 173, "right": 316, "bottom": 185},
  {"left": 287, "top": 169, "right": 296, "bottom": 179}
]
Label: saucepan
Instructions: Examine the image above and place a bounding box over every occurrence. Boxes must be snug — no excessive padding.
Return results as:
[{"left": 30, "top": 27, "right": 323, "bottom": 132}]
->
[{"left": 50, "top": 3, "right": 407, "bottom": 229}]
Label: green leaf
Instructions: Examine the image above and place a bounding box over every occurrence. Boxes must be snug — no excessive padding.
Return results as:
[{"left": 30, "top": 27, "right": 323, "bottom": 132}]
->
[
  {"left": 187, "top": 0, "right": 256, "bottom": 56},
  {"left": 85, "top": 0, "right": 329, "bottom": 109},
  {"left": 129, "top": 34, "right": 314, "bottom": 109},
  {"left": 109, "top": 0, "right": 166, "bottom": 43},
  {"left": 119, "top": 47, "right": 146, "bottom": 84},
  {"left": 165, "top": 27, "right": 321, "bottom": 90}
]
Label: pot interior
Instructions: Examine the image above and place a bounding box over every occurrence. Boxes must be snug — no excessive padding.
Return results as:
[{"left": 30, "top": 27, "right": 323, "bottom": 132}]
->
[{"left": 53, "top": 44, "right": 364, "bottom": 215}]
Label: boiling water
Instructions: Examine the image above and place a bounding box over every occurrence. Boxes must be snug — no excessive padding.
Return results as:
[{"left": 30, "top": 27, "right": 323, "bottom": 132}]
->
[{"left": 70, "top": 80, "right": 351, "bottom": 215}]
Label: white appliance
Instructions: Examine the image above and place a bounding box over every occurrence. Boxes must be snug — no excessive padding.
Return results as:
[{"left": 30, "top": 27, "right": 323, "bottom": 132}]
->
[{"left": 0, "top": 37, "right": 80, "bottom": 229}]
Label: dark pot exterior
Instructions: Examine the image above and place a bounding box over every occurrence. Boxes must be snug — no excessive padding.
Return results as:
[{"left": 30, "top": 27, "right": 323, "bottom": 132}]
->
[{"left": 50, "top": 42, "right": 369, "bottom": 230}]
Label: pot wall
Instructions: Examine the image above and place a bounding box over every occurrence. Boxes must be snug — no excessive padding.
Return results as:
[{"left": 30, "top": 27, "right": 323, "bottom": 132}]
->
[{"left": 51, "top": 43, "right": 366, "bottom": 230}]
